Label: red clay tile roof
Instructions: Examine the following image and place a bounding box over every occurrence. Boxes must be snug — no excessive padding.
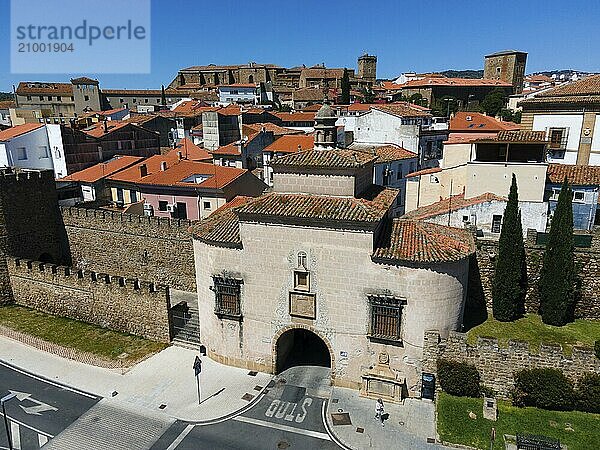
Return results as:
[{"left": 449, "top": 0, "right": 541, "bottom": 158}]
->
[
  {"left": 236, "top": 186, "right": 397, "bottom": 225},
  {"left": 373, "top": 103, "right": 432, "bottom": 118},
  {"left": 359, "top": 145, "right": 417, "bottom": 163},
  {"left": 108, "top": 142, "right": 212, "bottom": 183},
  {"left": 271, "top": 111, "right": 316, "bottom": 122},
  {"left": 211, "top": 142, "right": 242, "bottom": 156},
  {"left": 444, "top": 132, "right": 500, "bottom": 144},
  {"left": 475, "top": 130, "right": 547, "bottom": 143},
  {"left": 173, "top": 138, "right": 212, "bottom": 161},
  {"left": 59, "top": 156, "right": 144, "bottom": 183},
  {"left": 0, "top": 101, "right": 16, "bottom": 109},
  {"left": 405, "top": 167, "right": 442, "bottom": 178},
  {"left": 139, "top": 160, "right": 246, "bottom": 189},
  {"left": 217, "top": 105, "right": 242, "bottom": 116},
  {"left": 537, "top": 74, "right": 600, "bottom": 97},
  {"left": 301, "top": 68, "right": 345, "bottom": 79},
  {"left": 81, "top": 121, "right": 131, "bottom": 138},
  {"left": 172, "top": 100, "right": 218, "bottom": 115},
  {"left": 70, "top": 77, "right": 99, "bottom": 85},
  {"left": 293, "top": 88, "right": 329, "bottom": 102},
  {"left": 547, "top": 164, "right": 600, "bottom": 185},
  {"left": 219, "top": 84, "right": 256, "bottom": 88},
  {"left": 192, "top": 196, "right": 253, "bottom": 247},
  {"left": 17, "top": 82, "right": 73, "bottom": 95},
  {"left": 373, "top": 219, "right": 475, "bottom": 263},
  {"left": 348, "top": 103, "right": 376, "bottom": 112},
  {"left": 0, "top": 123, "right": 44, "bottom": 141},
  {"left": 380, "top": 81, "right": 405, "bottom": 91},
  {"left": 271, "top": 149, "right": 376, "bottom": 169},
  {"left": 302, "top": 103, "right": 323, "bottom": 112},
  {"left": 243, "top": 123, "right": 303, "bottom": 137},
  {"left": 450, "top": 112, "right": 520, "bottom": 132},
  {"left": 264, "top": 135, "right": 314, "bottom": 153},
  {"left": 401, "top": 193, "right": 506, "bottom": 220}
]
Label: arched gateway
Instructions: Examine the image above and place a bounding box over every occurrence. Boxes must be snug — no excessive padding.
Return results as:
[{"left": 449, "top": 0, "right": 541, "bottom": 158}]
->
[{"left": 273, "top": 326, "right": 333, "bottom": 374}]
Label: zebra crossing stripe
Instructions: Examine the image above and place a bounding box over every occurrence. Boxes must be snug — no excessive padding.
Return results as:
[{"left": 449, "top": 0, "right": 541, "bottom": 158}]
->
[
  {"left": 38, "top": 434, "right": 49, "bottom": 447},
  {"left": 10, "top": 421, "right": 21, "bottom": 449}
]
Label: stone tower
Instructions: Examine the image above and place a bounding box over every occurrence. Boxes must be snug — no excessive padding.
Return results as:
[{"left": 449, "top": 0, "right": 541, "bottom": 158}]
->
[
  {"left": 314, "top": 102, "right": 337, "bottom": 150},
  {"left": 358, "top": 54, "right": 377, "bottom": 83},
  {"left": 483, "top": 50, "right": 527, "bottom": 94}
]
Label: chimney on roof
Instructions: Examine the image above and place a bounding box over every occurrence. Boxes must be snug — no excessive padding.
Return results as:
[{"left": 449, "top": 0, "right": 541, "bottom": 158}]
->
[
  {"left": 103, "top": 118, "right": 108, "bottom": 133},
  {"left": 177, "top": 151, "right": 183, "bottom": 160},
  {"left": 140, "top": 164, "right": 148, "bottom": 177},
  {"left": 161, "top": 161, "right": 168, "bottom": 171}
]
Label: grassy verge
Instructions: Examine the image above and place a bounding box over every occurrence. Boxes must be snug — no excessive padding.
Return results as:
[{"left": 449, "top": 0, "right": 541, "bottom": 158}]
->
[
  {"left": 0, "top": 305, "right": 166, "bottom": 363},
  {"left": 437, "top": 392, "right": 600, "bottom": 450},
  {"left": 466, "top": 314, "right": 600, "bottom": 355}
]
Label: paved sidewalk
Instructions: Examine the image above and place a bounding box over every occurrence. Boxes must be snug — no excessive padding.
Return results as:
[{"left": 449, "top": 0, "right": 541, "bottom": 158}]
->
[
  {"left": 325, "top": 386, "right": 445, "bottom": 449},
  {"left": 0, "top": 335, "right": 272, "bottom": 423}
]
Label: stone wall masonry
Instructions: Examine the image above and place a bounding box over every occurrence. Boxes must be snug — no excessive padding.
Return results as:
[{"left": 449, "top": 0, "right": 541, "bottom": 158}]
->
[
  {"left": 8, "top": 257, "right": 172, "bottom": 342},
  {"left": 473, "top": 228, "right": 600, "bottom": 319},
  {"left": 61, "top": 206, "right": 196, "bottom": 291},
  {"left": 423, "top": 330, "right": 600, "bottom": 398}
]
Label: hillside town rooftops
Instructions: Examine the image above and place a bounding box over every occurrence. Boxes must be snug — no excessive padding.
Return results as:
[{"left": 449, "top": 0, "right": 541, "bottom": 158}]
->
[
  {"left": 139, "top": 160, "right": 246, "bottom": 189},
  {"left": 366, "top": 145, "right": 417, "bottom": 163},
  {"left": 401, "top": 193, "right": 506, "bottom": 220},
  {"left": 475, "top": 130, "right": 548, "bottom": 144},
  {"left": 271, "top": 111, "right": 316, "bottom": 122},
  {"left": 547, "top": 164, "right": 600, "bottom": 186},
  {"left": 373, "top": 219, "right": 475, "bottom": 264},
  {"left": 521, "top": 75, "right": 600, "bottom": 106},
  {"left": 243, "top": 123, "right": 304, "bottom": 136},
  {"left": 0, "top": 123, "right": 44, "bottom": 141},
  {"left": 271, "top": 148, "right": 377, "bottom": 169},
  {"left": 396, "top": 77, "right": 512, "bottom": 88}
]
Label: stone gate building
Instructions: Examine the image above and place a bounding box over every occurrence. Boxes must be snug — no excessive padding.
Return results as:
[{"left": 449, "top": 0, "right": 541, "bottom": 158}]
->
[{"left": 192, "top": 105, "right": 475, "bottom": 400}]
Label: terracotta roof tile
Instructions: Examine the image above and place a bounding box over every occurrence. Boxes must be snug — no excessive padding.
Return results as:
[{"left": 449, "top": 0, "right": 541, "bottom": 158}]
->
[
  {"left": 475, "top": 130, "right": 547, "bottom": 143},
  {"left": 0, "top": 123, "right": 44, "bottom": 141},
  {"left": 243, "top": 123, "right": 303, "bottom": 137},
  {"left": 0, "top": 101, "right": 16, "bottom": 109},
  {"left": 537, "top": 74, "right": 600, "bottom": 97},
  {"left": 401, "top": 193, "right": 506, "bottom": 220},
  {"left": 81, "top": 121, "right": 130, "bottom": 138},
  {"left": 236, "top": 186, "right": 397, "bottom": 225},
  {"left": 264, "top": 135, "right": 314, "bottom": 153},
  {"left": 373, "top": 219, "right": 475, "bottom": 263},
  {"left": 450, "top": 112, "right": 520, "bottom": 132},
  {"left": 359, "top": 145, "right": 417, "bottom": 163},
  {"left": 59, "top": 155, "right": 144, "bottom": 183},
  {"left": 139, "top": 160, "right": 246, "bottom": 189},
  {"left": 301, "top": 68, "right": 345, "bottom": 79},
  {"left": 271, "top": 111, "right": 316, "bottom": 122},
  {"left": 547, "top": 164, "right": 600, "bottom": 185},
  {"left": 405, "top": 167, "right": 441, "bottom": 178},
  {"left": 271, "top": 149, "right": 376, "bottom": 169},
  {"left": 17, "top": 82, "right": 73, "bottom": 95},
  {"left": 192, "top": 196, "right": 254, "bottom": 247},
  {"left": 373, "top": 102, "right": 432, "bottom": 118}
]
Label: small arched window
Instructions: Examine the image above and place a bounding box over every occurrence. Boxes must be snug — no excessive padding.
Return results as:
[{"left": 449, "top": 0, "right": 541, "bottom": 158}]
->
[{"left": 297, "top": 251, "right": 307, "bottom": 269}]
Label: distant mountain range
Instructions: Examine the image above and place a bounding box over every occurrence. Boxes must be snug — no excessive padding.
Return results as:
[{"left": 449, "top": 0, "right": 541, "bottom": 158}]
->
[{"left": 440, "top": 70, "right": 484, "bottom": 79}]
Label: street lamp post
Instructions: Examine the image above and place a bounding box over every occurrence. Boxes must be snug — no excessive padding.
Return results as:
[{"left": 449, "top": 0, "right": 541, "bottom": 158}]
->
[{"left": 1, "top": 392, "right": 17, "bottom": 450}]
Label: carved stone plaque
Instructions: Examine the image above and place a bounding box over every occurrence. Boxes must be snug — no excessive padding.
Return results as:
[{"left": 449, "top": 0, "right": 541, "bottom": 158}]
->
[{"left": 289, "top": 292, "right": 316, "bottom": 319}]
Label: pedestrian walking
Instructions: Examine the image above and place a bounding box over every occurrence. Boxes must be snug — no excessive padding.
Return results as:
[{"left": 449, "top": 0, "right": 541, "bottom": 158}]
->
[{"left": 374, "top": 398, "right": 385, "bottom": 426}]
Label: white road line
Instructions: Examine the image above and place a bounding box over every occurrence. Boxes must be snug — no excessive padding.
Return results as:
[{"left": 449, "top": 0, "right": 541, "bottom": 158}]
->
[
  {"left": 233, "top": 415, "right": 332, "bottom": 441},
  {"left": 165, "top": 424, "right": 195, "bottom": 450},
  {"left": 0, "top": 361, "right": 97, "bottom": 399},
  {"left": 10, "top": 421, "right": 21, "bottom": 449},
  {"left": 0, "top": 412, "right": 53, "bottom": 438},
  {"left": 38, "top": 434, "right": 49, "bottom": 447}
]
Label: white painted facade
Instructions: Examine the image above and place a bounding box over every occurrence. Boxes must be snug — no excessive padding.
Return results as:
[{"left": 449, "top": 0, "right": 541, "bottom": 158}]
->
[{"left": 532, "top": 114, "right": 583, "bottom": 165}]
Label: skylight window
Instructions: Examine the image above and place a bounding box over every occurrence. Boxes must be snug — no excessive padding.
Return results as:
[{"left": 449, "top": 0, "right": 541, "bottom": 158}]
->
[{"left": 182, "top": 174, "right": 212, "bottom": 184}]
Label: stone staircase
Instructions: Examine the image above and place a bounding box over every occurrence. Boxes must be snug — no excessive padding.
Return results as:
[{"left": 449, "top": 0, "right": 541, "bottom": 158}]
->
[{"left": 169, "top": 290, "right": 201, "bottom": 348}]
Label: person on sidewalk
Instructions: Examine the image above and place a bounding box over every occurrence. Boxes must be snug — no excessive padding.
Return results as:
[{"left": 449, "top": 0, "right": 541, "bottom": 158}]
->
[{"left": 374, "top": 398, "right": 385, "bottom": 426}]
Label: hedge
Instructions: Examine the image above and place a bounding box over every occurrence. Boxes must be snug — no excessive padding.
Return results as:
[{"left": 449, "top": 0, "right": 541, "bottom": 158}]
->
[
  {"left": 513, "top": 368, "right": 574, "bottom": 411},
  {"left": 575, "top": 373, "right": 600, "bottom": 414},
  {"left": 437, "top": 359, "right": 481, "bottom": 397}
]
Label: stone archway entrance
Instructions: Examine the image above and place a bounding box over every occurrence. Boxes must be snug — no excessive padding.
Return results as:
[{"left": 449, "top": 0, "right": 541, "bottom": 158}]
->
[{"left": 275, "top": 328, "right": 331, "bottom": 374}]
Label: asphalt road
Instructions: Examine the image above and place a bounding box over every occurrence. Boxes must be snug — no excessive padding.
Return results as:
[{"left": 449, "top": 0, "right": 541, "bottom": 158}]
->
[
  {"left": 0, "top": 360, "right": 99, "bottom": 449},
  {"left": 0, "top": 361, "right": 341, "bottom": 450}
]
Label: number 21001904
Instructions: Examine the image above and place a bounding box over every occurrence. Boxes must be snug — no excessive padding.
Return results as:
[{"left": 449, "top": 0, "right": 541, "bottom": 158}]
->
[{"left": 18, "top": 43, "right": 74, "bottom": 52}]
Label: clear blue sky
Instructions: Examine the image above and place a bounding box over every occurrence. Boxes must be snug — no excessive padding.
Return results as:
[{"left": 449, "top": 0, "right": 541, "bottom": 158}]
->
[{"left": 0, "top": 0, "right": 599, "bottom": 91}]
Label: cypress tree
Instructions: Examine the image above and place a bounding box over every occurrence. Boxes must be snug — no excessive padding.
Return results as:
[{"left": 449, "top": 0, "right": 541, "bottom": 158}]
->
[
  {"left": 492, "top": 174, "right": 526, "bottom": 321},
  {"left": 539, "top": 177, "right": 576, "bottom": 325},
  {"left": 341, "top": 68, "right": 351, "bottom": 105}
]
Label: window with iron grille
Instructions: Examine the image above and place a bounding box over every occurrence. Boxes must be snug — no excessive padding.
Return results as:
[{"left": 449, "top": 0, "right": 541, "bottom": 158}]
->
[
  {"left": 548, "top": 127, "right": 569, "bottom": 150},
  {"left": 368, "top": 296, "right": 403, "bottom": 341},
  {"left": 211, "top": 276, "right": 242, "bottom": 319}
]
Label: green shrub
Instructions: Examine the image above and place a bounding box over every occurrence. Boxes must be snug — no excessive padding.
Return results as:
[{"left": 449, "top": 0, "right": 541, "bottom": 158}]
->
[
  {"left": 575, "top": 373, "right": 600, "bottom": 413},
  {"left": 513, "top": 368, "right": 574, "bottom": 411},
  {"left": 595, "top": 340, "right": 600, "bottom": 359},
  {"left": 437, "top": 359, "right": 481, "bottom": 397}
]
